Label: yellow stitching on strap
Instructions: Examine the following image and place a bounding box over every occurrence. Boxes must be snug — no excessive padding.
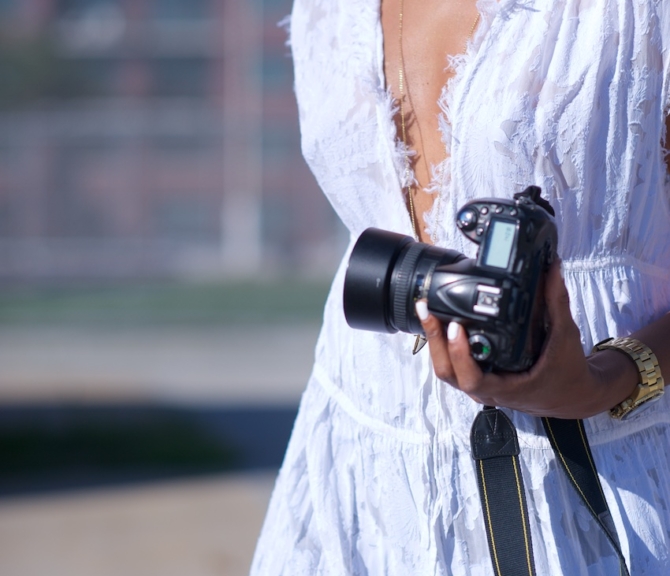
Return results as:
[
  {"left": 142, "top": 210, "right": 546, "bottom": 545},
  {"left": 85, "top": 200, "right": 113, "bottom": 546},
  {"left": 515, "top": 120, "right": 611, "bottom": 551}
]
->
[
  {"left": 512, "top": 458, "right": 534, "bottom": 576},
  {"left": 545, "top": 419, "right": 627, "bottom": 576},
  {"left": 577, "top": 421, "right": 607, "bottom": 505},
  {"left": 544, "top": 419, "right": 598, "bottom": 518},
  {"left": 480, "top": 460, "right": 502, "bottom": 576}
]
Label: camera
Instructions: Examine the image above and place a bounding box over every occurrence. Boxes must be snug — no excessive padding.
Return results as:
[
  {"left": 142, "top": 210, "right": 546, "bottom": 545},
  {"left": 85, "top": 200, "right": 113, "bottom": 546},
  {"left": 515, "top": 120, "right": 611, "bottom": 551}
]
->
[{"left": 342, "top": 186, "right": 557, "bottom": 372}]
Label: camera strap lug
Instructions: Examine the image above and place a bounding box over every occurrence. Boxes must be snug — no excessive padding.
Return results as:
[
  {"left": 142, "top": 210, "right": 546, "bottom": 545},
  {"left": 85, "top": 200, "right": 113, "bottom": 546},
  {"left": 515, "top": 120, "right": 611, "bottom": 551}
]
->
[
  {"left": 412, "top": 334, "right": 427, "bottom": 354},
  {"left": 513, "top": 185, "right": 555, "bottom": 217}
]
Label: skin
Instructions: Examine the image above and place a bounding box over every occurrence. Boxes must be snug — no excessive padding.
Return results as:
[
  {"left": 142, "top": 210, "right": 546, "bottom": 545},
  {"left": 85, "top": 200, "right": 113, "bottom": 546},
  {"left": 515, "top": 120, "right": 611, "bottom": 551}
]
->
[
  {"left": 382, "top": 0, "right": 670, "bottom": 419},
  {"left": 382, "top": 0, "right": 481, "bottom": 244}
]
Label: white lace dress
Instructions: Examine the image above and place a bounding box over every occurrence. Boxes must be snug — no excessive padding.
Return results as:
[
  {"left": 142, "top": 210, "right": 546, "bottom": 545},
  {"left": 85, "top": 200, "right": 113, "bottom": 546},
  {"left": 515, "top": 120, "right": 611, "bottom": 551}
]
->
[{"left": 251, "top": 0, "right": 670, "bottom": 574}]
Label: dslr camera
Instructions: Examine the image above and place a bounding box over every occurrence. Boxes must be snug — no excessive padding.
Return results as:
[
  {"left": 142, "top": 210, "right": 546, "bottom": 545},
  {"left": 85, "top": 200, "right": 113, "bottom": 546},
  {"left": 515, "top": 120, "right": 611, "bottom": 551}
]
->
[{"left": 343, "top": 186, "right": 557, "bottom": 372}]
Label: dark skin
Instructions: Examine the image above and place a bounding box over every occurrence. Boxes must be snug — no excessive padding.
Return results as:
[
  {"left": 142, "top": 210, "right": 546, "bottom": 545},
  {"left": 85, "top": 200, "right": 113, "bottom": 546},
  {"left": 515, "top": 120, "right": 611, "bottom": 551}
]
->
[{"left": 382, "top": 0, "right": 670, "bottom": 419}]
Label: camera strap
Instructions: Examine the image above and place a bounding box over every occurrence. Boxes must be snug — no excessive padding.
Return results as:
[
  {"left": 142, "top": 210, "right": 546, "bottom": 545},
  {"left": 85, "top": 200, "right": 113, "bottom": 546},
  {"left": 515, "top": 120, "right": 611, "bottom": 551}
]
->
[{"left": 471, "top": 406, "right": 629, "bottom": 576}]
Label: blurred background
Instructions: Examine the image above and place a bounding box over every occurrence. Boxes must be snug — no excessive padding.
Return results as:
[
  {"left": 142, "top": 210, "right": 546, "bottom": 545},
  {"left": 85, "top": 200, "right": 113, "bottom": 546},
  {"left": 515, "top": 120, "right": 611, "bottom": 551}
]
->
[{"left": 0, "top": 1, "right": 345, "bottom": 575}]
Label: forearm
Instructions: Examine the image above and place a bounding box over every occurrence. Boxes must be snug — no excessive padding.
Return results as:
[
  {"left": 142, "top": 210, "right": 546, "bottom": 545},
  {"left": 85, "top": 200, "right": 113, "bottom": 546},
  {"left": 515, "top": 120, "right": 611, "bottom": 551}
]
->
[{"left": 590, "top": 111, "right": 670, "bottom": 412}]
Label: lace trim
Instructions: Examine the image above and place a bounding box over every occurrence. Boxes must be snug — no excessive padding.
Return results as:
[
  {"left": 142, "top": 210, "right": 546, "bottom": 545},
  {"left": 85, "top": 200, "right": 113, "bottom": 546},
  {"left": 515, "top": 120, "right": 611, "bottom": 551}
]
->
[
  {"left": 426, "top": 0, "right": 504, "bottom": 245},
  {"left": 377, "top": 0, "right": 502, "bottom": 244}
]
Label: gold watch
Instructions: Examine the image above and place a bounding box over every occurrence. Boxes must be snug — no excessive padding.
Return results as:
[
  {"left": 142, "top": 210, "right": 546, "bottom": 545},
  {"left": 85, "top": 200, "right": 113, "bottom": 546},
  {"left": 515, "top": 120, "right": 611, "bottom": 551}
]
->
[{"left": 592, "top": 337, "right": 665, "bottom": 420}]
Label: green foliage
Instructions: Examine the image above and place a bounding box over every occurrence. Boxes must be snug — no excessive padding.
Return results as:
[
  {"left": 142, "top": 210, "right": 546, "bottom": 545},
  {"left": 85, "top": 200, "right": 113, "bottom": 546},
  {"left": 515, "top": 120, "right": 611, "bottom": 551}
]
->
[{"left": 0, "top": 280, "right": 331, "bottom": 325}]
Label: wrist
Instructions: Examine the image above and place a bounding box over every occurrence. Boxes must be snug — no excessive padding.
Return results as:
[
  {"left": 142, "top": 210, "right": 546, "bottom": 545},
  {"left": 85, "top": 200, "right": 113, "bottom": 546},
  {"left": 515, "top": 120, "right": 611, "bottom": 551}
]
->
[{"left": 587, "top": 348, "right": 640, "bottom": 416}]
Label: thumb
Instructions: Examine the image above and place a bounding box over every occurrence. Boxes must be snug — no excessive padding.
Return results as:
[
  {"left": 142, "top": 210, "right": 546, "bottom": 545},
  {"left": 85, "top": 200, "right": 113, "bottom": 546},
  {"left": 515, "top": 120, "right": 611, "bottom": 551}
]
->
[{"left": 544, "top": 259, "right": 571, "bottom": 323}]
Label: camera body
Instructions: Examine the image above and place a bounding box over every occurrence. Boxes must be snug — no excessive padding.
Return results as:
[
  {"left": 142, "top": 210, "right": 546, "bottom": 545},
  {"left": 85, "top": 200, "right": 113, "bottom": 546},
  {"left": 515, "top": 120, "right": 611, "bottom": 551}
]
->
[{"left": 343, "top": 186, "right": 557, "bottom": 372}]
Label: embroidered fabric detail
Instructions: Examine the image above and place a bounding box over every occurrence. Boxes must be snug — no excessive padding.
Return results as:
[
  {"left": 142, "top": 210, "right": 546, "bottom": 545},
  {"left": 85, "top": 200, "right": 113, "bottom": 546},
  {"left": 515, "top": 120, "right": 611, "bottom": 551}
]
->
[{"left": 252, "top": 0, "right": 670, "bottom": 574}]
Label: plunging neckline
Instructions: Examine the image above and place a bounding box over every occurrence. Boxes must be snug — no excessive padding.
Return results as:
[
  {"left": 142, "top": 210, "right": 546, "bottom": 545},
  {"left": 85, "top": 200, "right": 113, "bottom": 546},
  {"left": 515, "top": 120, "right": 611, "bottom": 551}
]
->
[{"left": 374, "top": 0, "right": 504, "bottom": 246}]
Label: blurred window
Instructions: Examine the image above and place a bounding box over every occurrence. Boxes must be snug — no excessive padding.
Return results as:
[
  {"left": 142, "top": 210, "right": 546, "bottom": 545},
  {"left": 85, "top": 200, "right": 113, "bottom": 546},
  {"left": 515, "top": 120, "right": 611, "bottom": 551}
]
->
[
  {"left": 0, "top": 37, "right": 61, "bottom": 107},
  {"left": 47, "top": 144, "right": 112, "bottom": 237},
  {"left": 56, "top": 0, "right": 121, "bottom": 18},
  {"left": 262, "top": 0, "right": 292, "bottom": 9},
  {"left": 150, "top": 0, "right": 209, "bottom": 20},
  {"left": 0, "top": 143, "right": 24, "bottom": 236},
  {"left": 0, "top": 0, "right": 16, "bottom": 16},
  {"left": 0, "top": 201, "right": 16, "bottom": 235},
  {"left": 262, "top": 52, "right": 291, "bottom": 90},
  {"left": 263, "top": 123, "right": 298, "bottom": 164},
  {"left": 262, "top": 196, "right": 293, "bottom": 255},
  {"left": 67, "top": 58, "right": 119, "bottom": 98},
  {"left": 152, "top": 58, "right": 208, "bottom": 98},
  {"left": 154, "top": 199, "right": 213, "bottom": 240},
  {"left": 152, "top": 135, "right": 220, "bottom": 153}
]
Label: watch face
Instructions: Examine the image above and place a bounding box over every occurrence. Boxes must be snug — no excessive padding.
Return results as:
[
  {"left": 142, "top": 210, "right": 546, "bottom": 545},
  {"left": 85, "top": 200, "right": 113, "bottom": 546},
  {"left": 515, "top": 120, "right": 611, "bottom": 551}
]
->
[{"left": 620, "top": 391, "right": 664, "bottom": 421}]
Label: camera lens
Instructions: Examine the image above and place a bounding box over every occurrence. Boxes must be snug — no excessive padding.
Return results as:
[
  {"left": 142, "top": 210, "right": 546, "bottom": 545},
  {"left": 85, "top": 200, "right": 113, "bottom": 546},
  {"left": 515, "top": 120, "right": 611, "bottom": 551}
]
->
[
  {"left": 343, "top": 228, "right": 414, "bottom": 333},
  {"left": 343, "top": 228, "right": 466, "bottom": 335}
]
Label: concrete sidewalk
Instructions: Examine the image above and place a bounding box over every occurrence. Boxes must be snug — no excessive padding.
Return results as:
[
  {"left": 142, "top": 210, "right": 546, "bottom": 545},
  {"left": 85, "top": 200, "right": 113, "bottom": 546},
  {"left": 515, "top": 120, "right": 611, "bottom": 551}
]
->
[
  {"left": 0, "top": 472, "right": 276, "bottom": 576},
  {"left": 0, "top": 323, "right": 316, "bottom": 576}
]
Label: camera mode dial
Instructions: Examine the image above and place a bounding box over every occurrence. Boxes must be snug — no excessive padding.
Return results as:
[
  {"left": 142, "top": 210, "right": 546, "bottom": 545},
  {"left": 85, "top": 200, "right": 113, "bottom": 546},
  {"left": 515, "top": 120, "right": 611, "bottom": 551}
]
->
[{"left": 457, "top": 208, "right": 478, "bottom": 232}]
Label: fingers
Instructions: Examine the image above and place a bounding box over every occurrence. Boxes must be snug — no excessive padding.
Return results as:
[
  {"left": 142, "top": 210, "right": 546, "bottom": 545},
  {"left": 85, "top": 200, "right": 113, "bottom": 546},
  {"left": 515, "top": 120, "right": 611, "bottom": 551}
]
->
[
  {"left": 541, "top": 259, "right": 580, "bottom": 351},
  {"left": 524, "top": 258, "right": 582, "bottom": 386},
  {"left": 445, "top": 322, "right": 485, "bottom": 394},
  {"left": 415, "top": 301, "right": 486, "bottom": 392},
  {"left": 414, "top": 261, "right": 583, "bottom": 415},
  {"left": 415, "top": 300, "right": 455, "bottom": 382},
  {"left": 544, "top": 259, "right": 572, "bottom": 328}
]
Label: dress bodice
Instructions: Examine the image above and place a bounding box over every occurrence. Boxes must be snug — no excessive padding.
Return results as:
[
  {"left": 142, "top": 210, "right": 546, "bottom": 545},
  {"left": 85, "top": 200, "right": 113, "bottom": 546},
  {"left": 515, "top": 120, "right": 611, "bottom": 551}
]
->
[
  {"left": 293, "top": 0, "right": 670, "bottom": 258},
  {"left": 290, "top": 0, "right": 670, "bottom": 441}
]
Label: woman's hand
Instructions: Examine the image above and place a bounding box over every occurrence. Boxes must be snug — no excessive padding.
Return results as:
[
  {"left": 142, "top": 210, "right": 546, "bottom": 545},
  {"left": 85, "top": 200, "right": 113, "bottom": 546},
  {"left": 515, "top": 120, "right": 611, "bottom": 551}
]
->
[{"left": 415, "top": 260, "right": 639, "bottom": 419}]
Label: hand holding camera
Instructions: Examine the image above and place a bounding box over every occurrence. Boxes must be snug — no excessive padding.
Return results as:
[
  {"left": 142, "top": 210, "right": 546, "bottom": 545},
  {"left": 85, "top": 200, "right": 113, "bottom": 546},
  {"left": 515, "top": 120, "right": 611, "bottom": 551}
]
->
[
  {"left": 343, "top": 186, "right": 637, "bottom": 418},
  {"left": 343, "top": 185, "right": 557, "bottom": 372}
]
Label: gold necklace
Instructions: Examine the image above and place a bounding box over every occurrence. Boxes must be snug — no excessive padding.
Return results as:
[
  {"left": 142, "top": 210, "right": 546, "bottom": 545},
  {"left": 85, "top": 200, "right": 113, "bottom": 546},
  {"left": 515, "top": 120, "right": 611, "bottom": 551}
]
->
[
  {"left": 397, "top": 1, "right": 480, "bottom": 242},
  {"left": 397, "top": 0, "right": 418, "bottom": 238},
  {"left": 397, "top": 1, "right": 480, "bottom": 353}
]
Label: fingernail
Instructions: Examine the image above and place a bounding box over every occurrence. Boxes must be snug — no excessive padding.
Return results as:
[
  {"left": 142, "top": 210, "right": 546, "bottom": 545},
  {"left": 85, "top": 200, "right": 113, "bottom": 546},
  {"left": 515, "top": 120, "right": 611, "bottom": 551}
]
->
[
  {"left": 415, "top": 301, "right": 429, "bottom": 321},
  {"left": 447, "top": 322, "right": 461, "bottom": 341}
]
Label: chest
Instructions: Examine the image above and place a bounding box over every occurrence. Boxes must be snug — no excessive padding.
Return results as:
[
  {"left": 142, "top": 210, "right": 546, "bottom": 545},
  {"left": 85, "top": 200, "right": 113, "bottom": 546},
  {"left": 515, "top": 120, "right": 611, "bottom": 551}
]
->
[{"left": 291, "top": 0, "right": 668, "bottom": 251}]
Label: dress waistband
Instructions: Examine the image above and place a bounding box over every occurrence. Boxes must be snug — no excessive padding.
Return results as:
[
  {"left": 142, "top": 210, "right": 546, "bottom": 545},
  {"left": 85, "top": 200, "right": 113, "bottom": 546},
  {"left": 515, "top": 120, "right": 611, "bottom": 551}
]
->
[{"left": 562, "top": 254, "right": 670, "bottom": 279}]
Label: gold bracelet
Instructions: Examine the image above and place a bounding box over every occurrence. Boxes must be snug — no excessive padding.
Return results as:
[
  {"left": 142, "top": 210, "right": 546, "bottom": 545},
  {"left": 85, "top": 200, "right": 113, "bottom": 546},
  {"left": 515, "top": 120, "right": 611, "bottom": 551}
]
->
[{"left": 592, "top": 336, "right": 665, "bottom": 420}]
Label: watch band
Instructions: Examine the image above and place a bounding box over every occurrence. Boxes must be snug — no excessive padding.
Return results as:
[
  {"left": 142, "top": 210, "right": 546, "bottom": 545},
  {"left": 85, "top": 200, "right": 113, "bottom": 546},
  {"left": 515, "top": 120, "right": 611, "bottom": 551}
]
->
[{"left": 592, "top": 337, "right": 665, "bottom": 420}]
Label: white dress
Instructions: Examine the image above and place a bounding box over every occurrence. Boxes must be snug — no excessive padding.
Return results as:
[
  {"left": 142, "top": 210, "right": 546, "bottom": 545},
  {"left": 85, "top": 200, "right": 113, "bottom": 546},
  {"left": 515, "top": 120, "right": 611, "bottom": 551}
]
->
[{"left": 252, "top": 0, "right": 670, "bottom": 574}]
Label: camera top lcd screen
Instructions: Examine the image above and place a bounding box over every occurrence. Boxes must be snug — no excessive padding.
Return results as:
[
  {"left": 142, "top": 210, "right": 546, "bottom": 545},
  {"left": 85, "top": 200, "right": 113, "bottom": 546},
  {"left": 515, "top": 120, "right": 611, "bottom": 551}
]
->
[{"left": 483, "top": 219, "right": 516, "bottom": 269}]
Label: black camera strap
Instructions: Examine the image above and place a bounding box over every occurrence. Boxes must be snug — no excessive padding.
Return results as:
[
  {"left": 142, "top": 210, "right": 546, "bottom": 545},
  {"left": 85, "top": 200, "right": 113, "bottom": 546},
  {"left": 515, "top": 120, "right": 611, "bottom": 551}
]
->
[
  {"left": 471, "top": 407, "right": 537, "bottom": 576},
  {"left": 471, "top": 407, "right": 629, "bottom": 576}
]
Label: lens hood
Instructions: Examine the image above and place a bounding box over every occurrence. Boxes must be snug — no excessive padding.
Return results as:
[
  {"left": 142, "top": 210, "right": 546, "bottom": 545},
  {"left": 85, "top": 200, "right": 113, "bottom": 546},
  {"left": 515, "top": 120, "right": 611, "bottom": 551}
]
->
[{"left": 343, "top": 228, "right": 413, "bottom": 333}]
